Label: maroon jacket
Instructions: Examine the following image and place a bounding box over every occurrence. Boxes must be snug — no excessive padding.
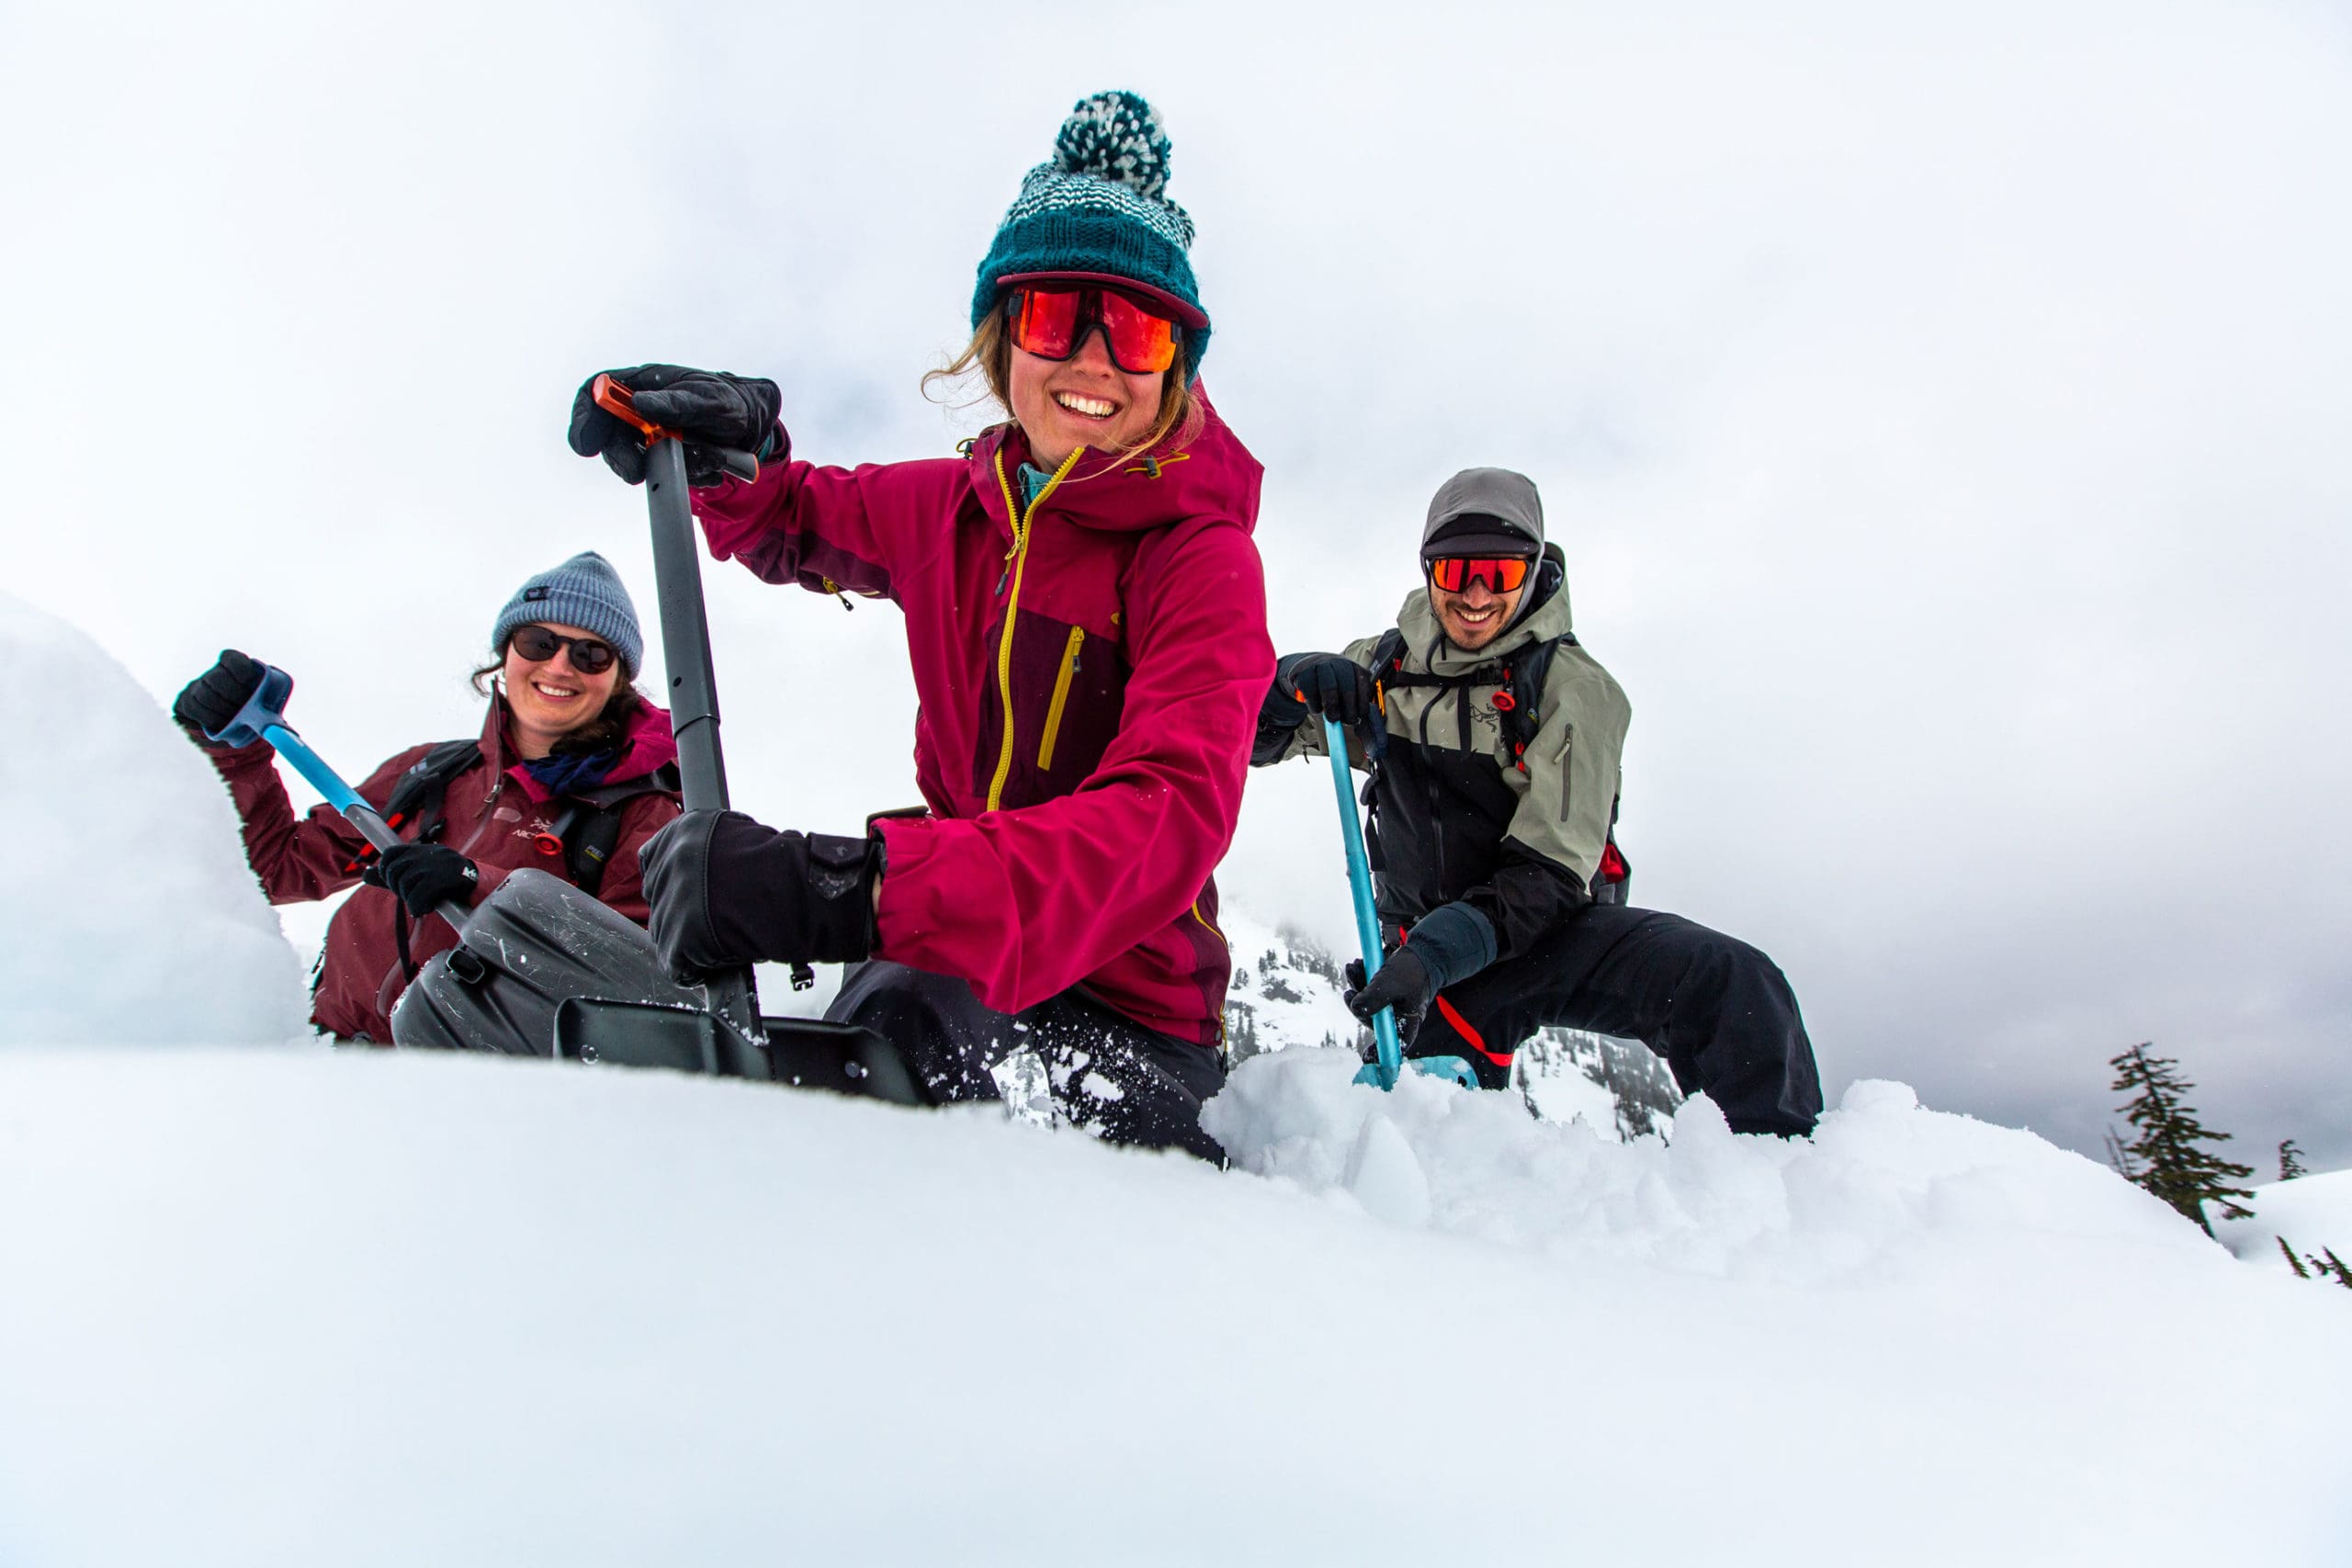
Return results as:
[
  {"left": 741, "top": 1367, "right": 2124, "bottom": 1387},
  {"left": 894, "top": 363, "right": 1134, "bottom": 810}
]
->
[
  {"left": 694, "top": 394, "right": 1272, "bottom": 1049},
  {"left": 204, "top": 699, "right": 682, "bottom": 1041}
]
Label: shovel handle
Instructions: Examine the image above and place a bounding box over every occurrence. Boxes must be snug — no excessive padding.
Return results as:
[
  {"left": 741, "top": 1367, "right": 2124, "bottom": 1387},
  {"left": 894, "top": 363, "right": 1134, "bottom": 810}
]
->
[{"left": 591, "top": 374, "right": 760, "bottom": 483}]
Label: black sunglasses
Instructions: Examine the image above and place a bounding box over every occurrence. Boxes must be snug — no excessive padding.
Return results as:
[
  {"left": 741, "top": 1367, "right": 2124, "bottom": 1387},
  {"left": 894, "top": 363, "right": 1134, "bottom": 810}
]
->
[{"left": 508, "top": 625, "right": 618, "bottom": 675}]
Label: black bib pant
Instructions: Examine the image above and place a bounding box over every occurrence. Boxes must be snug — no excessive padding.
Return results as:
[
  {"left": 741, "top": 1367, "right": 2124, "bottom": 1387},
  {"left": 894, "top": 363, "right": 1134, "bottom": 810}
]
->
[{"left": 1407, "top": 904, "right": 1823, "bottom": 1137}]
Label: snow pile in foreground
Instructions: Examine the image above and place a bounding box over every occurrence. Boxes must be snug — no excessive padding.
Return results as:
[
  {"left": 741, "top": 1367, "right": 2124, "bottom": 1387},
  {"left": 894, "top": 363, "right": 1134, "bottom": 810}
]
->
[
  {"left": 2218, "top": 1168, "right": 2352, "bottom": 1274},
  {"left": 1210, "top": 1051, "right": 2191, "bottom": 1279},
  {"left": 0, "top": 592, "right": 305, "bottom": 1044},
  {"left": 3, "top": 1047, "right": 2346, "bottom": 1567}
]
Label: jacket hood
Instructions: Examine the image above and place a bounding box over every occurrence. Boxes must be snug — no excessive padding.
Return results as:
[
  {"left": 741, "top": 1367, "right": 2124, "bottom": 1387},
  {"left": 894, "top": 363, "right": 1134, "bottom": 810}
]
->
[
  {"left": 1395, "top": 543, "right": 1574, "bottom": 674},
  {"left": 486, "top": 694, "right": 679, "bottom": 803},
  {"left": 968, "top": 384, "right": 1263, "bottom": 540}
]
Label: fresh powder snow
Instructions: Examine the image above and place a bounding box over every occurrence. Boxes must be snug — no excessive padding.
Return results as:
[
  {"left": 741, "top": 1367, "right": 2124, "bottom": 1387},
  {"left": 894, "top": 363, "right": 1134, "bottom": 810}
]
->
[{"left": 1, "top": 593, "right": 2347, "bottom": 1565}]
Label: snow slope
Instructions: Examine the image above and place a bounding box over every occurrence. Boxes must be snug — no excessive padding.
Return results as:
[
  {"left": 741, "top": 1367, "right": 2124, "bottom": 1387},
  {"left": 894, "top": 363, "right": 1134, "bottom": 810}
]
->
[
  {"left": 0, "top": 592, "right": 305, "bottom": 1044},
  {"left": 2217, "top": 1168, "right": 2352, "bottom": 1276},
  {"left": 2, "top": 1046, "right": 2346, "bottom": 1567}
]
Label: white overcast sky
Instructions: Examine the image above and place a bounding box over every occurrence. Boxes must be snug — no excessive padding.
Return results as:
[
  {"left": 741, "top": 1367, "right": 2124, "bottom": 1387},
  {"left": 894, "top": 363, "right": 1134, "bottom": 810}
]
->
[{"left": 6, "top": 1, "right": 2348, "bottom": 1166}]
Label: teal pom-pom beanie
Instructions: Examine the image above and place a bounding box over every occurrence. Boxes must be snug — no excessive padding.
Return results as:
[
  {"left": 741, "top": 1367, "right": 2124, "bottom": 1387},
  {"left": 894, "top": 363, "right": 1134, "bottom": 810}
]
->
[{"left": 971, "top": 90, "right": 1211, "bottom": 377}]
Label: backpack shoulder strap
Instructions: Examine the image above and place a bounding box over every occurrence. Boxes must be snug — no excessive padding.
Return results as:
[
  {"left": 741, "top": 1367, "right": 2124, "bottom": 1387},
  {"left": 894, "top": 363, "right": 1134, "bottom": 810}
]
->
[
  {"left": 382, "top": 739, "right": 482, "bottom": 838},
  {"left": 1503, "top": 636, "right": 1565, "bottom": 760},
  {"left": 559, "top": 761, "right": 682, "bottom": 897}
]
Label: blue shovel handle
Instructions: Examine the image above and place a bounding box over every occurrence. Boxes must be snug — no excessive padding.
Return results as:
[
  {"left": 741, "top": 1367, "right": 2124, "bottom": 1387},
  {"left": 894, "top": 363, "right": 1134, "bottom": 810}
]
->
[
  {"left": 203, "top": 663, "right": 468, "bottom": 931},
  {"left": 1324, "top": 716, "right": 1403, "bottom": 1089}
]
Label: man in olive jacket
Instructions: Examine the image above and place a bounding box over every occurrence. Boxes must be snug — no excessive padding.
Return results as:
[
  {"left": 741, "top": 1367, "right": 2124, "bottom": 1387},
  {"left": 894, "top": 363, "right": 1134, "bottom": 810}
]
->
[{"left": 1254, "top": 468, "right": 1821, "bottom": 1136}]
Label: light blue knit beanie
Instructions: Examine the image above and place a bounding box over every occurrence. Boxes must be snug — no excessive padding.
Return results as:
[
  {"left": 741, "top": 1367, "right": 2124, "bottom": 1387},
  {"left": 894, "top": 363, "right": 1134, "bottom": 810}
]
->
[
  {"left": 491, "top": 551, "right": 644, "bottom": 677},
  {"left": 971, "top": 91, "right": 1211, "bottom": 376}
]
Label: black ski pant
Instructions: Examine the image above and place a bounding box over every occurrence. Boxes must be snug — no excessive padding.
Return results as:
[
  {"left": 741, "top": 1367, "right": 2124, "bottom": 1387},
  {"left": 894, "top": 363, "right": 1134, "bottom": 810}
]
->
[
  {"left": 825, "top": 961, "right": 1227, "bottom": 1162},
  {"left": 1404, "top": 905, "right": 1823, "bottom": 1136}
]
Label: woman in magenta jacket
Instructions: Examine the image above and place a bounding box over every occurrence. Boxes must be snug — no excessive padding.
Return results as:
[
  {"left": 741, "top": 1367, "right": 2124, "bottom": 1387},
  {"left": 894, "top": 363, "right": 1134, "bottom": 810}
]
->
[{"left": 569, "top": 93, "right": 1270, "bottom": 1158}]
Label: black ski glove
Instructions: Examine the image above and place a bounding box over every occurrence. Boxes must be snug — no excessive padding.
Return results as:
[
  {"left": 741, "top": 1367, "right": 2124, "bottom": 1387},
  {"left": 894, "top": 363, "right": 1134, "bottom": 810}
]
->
[
  {"left": 1269, "top": 652, "right": 1377, "bottom": 729},
  {"left": 363, "top": 842, "right": 480, "bottom": 919},
  {"left": 1345, "top": 948, "right": 1432, "bottom": 1027},
  {"left": 567, "top": 364, "right": 784, "bottom": 487},
  {"left": 1342, "top": 903, "right": 1498, "bottom": 1024},
  {"left": 639, "top": 809, "right": 878, "bottom": 980},
  {"left": 173, "top": 649, "right": 273, "bottom": 740}
]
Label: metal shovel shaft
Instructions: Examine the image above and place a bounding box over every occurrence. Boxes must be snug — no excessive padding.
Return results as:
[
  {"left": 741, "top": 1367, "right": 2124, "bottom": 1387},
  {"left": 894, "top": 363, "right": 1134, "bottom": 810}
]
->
[
  {"left": 1324, "top": 716, "right": 1403, "bottom": 1089},
  {"left": 642, "top": 435, "right": 763, "bottom": 1047},
  {"left": 256, "top": 721, "right": 473, "bottom": 934}
]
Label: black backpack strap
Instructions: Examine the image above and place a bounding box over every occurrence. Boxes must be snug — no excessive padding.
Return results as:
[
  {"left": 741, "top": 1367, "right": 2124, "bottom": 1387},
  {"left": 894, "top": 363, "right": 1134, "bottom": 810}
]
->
[
  {"left": 557, "top": 761, "right": 682, "bottom": 898},
  {"left": 344, "top": 739, "right": 480, "bottom": 876},
  {"left": 383, "top": 739, "right": 482, "bottom": 840}
]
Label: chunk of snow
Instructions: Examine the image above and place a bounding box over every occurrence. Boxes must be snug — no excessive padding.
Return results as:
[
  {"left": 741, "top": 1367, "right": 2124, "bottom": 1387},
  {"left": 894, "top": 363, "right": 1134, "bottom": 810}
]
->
[{"left": 0, "top": 593, "right": 306, "bottom": 1044}]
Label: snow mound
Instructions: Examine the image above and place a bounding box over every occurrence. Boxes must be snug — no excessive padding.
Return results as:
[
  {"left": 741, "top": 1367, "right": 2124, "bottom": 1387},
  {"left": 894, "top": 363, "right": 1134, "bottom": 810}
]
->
[
  {"left": 1, "top": 1047, "right": 2347, "bottom": 1565},
  {"left": 0, "top": 592, "right": 306, "bottom": 1044},
  {"left": 1207, "top": 1050, "right": 2213, "bottom": 1282},
  {"left": 2218, "top": 1168, "right": 2352, "bottom": 1275}
]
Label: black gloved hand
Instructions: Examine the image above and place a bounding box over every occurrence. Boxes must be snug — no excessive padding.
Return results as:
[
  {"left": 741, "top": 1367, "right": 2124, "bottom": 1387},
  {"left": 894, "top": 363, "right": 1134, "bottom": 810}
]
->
[
  {"left": 639, "top": 809, "right": 877, "bottom": 980},
  {"left": 567, "top": 364, "right": 784, "bottom": 487},
  {"left": 363, "top": 842, "right": 480, "bottom": 919},
  {"left": 1272, "top": 652, "right": 1377, "bottom": 728},
  {"left": 173, "top": 649, "right": 273, "bottom": 740},
  {"left": 1344, "top": 947, "right": 1432, "bottom": 1026}
]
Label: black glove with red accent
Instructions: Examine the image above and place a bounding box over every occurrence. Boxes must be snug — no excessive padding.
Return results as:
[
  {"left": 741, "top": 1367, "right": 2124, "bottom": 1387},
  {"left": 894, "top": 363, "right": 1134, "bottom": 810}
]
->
[
  {"left": 639, "top": 809, "right": 878, "bottom": 981},
  {"left": 1342, "top": 903, "right": 1498, "bottom": 1025},
  {"left": 567, "top": 364, "right": 783, "bottom": 487},
  {"left": 173, "top": 649, "right": 272, "bottom": 740},
  {"left": 1343, "top": 948, "right": 1432, "bottom": 1029},
  {"left": 1269, "top": 652, "right": 1377, "bottom": 729},
  {"left": 363, "top": 842, "right": 480, "bottom": 919}
]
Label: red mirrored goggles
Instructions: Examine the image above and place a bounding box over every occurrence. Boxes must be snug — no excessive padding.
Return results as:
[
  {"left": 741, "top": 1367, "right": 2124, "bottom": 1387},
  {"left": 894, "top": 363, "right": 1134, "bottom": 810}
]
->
[
  {"left": 1426, "top": 555, "right": 1533, "bottom": 594},
  {"left": 1004, "top": 284, "right": 1182, "bottom": 375}
]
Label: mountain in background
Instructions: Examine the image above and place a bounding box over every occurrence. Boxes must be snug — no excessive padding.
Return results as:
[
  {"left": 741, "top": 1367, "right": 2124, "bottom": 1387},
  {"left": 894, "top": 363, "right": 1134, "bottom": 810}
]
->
[{"left": 1216, "top": 909, "right": 1683, "bottom": 1142}]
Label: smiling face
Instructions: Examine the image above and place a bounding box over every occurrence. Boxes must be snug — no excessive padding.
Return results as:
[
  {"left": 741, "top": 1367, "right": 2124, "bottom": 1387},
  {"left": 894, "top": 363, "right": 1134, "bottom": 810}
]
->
[
  {"left": 1429, "top": 574, "right": 1527, "bottom": 653},
  {"left": 501, "top": 622, "right": 622, "bottom": 759},
  {"left": 1006, "top": 327, "right": 1166, "bottom": 469}
]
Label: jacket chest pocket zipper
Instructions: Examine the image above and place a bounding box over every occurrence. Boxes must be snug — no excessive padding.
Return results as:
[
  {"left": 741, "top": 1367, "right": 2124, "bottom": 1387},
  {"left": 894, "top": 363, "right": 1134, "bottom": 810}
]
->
[
  {"left": 1036, "top": 626, "right": 1086, "bottom": 771},
  {"left": 1559, "top": 723, "right": 1575, "bottom": 819}
]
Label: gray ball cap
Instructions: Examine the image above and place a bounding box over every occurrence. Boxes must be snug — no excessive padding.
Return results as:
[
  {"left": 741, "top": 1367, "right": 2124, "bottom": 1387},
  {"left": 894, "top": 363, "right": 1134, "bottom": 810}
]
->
[{"left": 1419, "top": 467, "right": 1545, "bottom": 560}]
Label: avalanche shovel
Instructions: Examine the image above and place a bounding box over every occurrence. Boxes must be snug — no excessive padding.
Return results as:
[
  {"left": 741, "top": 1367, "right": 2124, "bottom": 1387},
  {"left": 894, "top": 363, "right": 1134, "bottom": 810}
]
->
[
  {"left": 537, "top": 375, "right": 919, "bottom": 1099},
  {"left": 1322, "top": 717, "right": 1477, "bottom": 1092},
  {"left": 203, "top": 669, "right": 721, "bottom": 1054}
]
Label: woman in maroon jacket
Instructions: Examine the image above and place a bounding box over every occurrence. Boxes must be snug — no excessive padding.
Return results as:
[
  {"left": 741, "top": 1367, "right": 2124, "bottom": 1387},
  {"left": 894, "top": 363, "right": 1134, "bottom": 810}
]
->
[
  {"left": 174, "top": 551, "right": 682, "bottom": 1043},
  {"left": 568, "top": 93, "right": 1271, "bottom": 1158}
]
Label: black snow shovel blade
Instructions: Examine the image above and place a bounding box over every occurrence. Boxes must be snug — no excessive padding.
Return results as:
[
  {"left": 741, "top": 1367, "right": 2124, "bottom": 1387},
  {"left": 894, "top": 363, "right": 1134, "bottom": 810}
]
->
[
  {"left": 553, "top": 1001, "right": 923, "bottom": 1102},
  {"left": 389, "top": 868, "right": 735, "bottom": 1061}
]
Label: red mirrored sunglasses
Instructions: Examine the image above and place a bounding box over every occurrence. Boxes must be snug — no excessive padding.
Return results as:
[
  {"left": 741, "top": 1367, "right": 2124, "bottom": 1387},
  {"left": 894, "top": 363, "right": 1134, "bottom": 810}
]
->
[
  {"left": 1005, "top": 284, "right": 1182, "bottom": 375},
  {"left": 1427, "top": 555, "right": 1533, "bottom": 594}
]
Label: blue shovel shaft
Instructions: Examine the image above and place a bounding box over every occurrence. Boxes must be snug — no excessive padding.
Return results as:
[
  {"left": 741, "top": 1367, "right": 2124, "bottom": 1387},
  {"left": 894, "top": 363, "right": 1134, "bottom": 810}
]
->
[
  {"left": 1324, "top": 717, "right": 1403, "bottom": 1089},
  {"left": 207, "top": 672, "right": 469, "bottom": 932}
]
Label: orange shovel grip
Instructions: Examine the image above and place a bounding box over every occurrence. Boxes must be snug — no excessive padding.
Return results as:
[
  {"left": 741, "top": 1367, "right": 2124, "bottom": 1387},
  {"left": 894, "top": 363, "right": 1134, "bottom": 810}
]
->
[{"left": 591, "top": 373, "right": 675, "bottom": 443}]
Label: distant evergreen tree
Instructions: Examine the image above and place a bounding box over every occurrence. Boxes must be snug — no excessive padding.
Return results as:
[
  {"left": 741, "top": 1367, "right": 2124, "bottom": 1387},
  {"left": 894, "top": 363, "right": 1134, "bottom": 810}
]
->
[
  {"left": 2278, "top": 1138, "right": 2306, "bottom": 1181},
  {"left": 2102, "top": 1126, "right": 2140, "bottom": 1181},
  {"left": 2109, "top": 1043, "right": 2256, "bottom": 1235},
  {"left": 2274, "top": 1236, "right": 2352, "bottom": 1291}
]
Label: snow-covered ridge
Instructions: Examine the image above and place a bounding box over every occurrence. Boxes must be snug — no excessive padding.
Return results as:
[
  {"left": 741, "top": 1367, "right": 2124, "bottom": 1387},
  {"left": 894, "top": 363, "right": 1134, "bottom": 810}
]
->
[{"left": 1218, "top": 907, "right": 1681, "bottom": 1140}]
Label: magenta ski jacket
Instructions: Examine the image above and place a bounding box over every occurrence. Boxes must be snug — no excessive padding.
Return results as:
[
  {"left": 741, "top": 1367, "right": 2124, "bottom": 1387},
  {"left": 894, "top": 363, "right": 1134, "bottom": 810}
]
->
[{"left": 692, "top": 394, "right": 1272, "bottom": 1050}]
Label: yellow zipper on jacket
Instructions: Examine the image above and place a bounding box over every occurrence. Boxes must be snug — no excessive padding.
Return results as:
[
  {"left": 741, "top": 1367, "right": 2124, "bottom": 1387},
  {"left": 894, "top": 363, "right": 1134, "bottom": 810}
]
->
[
  {"left": 987, "top": 445, "right": 1082, "bottom": 812},
  {"left": 1035, "top": 626, "right": 1086, "bottom": 771}
]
